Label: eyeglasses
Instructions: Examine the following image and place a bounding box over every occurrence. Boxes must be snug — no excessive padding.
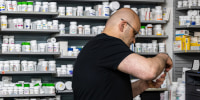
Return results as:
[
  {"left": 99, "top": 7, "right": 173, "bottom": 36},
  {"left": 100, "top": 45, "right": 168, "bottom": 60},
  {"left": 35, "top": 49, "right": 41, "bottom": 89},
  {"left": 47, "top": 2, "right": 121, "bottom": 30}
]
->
[{"left": 121, "top": 18, "right": 138, "bottom": 35}]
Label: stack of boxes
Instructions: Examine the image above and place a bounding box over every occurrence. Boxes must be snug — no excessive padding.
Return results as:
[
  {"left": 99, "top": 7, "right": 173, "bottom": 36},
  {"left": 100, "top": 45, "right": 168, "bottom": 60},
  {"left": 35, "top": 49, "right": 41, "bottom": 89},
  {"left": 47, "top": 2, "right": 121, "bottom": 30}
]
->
[{"left": 174, "top": 30, "right": 200, "bottom": 51}]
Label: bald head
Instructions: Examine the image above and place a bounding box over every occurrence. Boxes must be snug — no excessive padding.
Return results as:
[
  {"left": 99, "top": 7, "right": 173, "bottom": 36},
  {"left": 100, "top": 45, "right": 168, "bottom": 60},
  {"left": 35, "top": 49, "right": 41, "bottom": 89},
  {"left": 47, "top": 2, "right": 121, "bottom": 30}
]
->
[
  {"left": 104, "top": 8, "right": 141, "bottom": 33},
  {"left": 102, "top": 8, "right": 141, "bottom": 47}
]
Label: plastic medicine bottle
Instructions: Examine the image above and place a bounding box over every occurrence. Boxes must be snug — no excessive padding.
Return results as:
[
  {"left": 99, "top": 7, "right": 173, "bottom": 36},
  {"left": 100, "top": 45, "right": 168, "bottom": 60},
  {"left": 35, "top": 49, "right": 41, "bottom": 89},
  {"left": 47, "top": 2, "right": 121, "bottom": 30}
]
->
[
  {"left": 42, "top": 2, "right": 48, "bottom": 12},
  {"left": 155, "top": 6, "right": 163, "bottom": 20},
  {"left": 27, "top": 1, "right": 33, "bottom": 12},
  {"left": 102, "top": 2, "right": 110, "bottom": 16},
  {"left": 48, "top": 60, "right": 56, "bottom": 71},
  {"left": 34, "top": 2, "right": 41, "bottom": 12},
  {"left": 69, "top": 21, "right": 77, "bottom": 34},
  {"left": 1, "top": 15, "right": 7, "bottom": 29},
  {"left": 176, "top": 83, "right": 185, "bottom": 100}
]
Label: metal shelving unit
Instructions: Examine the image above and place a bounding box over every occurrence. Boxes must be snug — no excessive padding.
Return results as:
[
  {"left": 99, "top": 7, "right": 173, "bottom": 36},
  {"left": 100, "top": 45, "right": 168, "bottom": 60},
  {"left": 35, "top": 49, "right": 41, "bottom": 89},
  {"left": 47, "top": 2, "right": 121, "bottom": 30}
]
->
[
  {"left": 55, "top": 16, "right": 109, "bottom": 20},
  {"left": 1, "top": 52, "right": 60, "bottom": 55},
  {"left": 56, "top": 90, "right": 73, "bottom": 94},
  {"left": 140, "top": 20, "right": 167, "bottom": 24},
  {"left": 0, "top": 71, "right": 56, "bottom": 74},
  {"left": 55, "top": 74, "right": 73, "bottom": 77},
  {"left": 174, "top": 50, "right": 200, "bottom": 54},
  {"left": 0, "top": 94, "right": 56, "bottom": 98},
  {"left": 54, "top": 34, "right": 96, "bottom": 38},
  {"left": 110, "top": 0, "right": 165, "bottom": 3},
  {"left": 55, "top": 56, "right": 77, "bottom": 59},
  {"left": 176, "top": 6, "right": 200, "bottom": 10},
  {"left": 136, "top": 35, "right": 168, "bottom": 39},
  {"left": 0, "top": 11, "right": 58, "bottom": 15},
  {"left": 173, "top": 0, "right": 200, "bottom": 81},
  {"left": 145, "top": 88, "right": 168, "bottom": 92},
  {"left": 0, "top": 29, "right": 60, "bottom": 33},
  {"left": 176, "top": 25, "right": 200, "bottom": 29}
]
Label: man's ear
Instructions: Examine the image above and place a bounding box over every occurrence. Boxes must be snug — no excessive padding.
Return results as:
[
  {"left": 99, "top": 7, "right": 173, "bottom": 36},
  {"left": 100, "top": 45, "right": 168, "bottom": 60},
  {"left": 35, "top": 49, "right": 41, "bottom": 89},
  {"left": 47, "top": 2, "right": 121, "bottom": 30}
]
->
[{"left": 119, "top": 21, "right": 126, "bottom": 32}]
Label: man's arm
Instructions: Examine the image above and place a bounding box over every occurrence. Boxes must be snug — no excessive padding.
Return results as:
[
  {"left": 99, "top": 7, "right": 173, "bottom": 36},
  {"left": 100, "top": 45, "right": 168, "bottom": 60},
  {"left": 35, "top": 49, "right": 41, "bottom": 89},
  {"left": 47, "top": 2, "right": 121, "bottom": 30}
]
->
[
  {"left": 131, "top": 73, "right": 166, "bottom": 98},
  {"left": 118, "top": 53, "right": 172, "bottom": 80}
]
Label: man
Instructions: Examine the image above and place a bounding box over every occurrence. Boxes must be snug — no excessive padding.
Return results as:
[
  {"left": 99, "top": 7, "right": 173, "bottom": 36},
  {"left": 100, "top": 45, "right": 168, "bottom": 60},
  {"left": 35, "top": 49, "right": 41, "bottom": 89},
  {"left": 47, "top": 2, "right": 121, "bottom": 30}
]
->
[{"left": 72, "top": 8, "right": 173, "bottom": 100}]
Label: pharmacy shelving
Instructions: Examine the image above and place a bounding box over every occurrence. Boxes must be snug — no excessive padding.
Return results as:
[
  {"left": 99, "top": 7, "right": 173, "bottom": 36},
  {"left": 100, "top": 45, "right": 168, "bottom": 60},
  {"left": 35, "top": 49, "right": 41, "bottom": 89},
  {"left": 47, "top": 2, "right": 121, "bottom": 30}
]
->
[
  {"left": 54, "top": 16, "right": 109, "bottom": 20},
  {"left": 145, "top": 88, "right": 168, "bottom": 92},
  {"left": 0, "top": 11, "right": 58, "bottom": 15},
  {"left": 56, "top": 90, "right": 73, "bottom": 94},
  {"left": 0, "top": 94, "right": 56, "bottom": 98},
  {"left": 0, "top": 29, "right": 60, "bottom": 34},
  {"left": 55, "top": 74, "right": 73, "bottom": 77},
  {"left": 55, "top": 56, "right": 77, "bottom": 59},
  {"left": 176, "top": 6, "right": 200, "bottom": 10},
  {"left": 55, "top": 53, "right": 163, "bottom": 59},
  {"left": 0, "top": 52, "right": 60, "bottom": 55},
  {"left": 140, "top": 20, "right": 167, "bottom": 24},
  {"left": 174, "top": 50, "right": 200, "bottom": 54},
  {"left": 54, "top": 34, "right": 168, "bottom": 39},
  {"left": 50, "top": 0, "right": 109, "bottom": 2},
  {"left": 109, "top": 0, "right": 165, "bottom": 3},
  {"left": 55, "top": 16, "right": 167, "bottom": 24},
  {"left": 176, "top": 25, "right": 200, "bottom": 29},
  {"left": 54, "top": 34, "right": 96, "bottom": 38},
  {"left": 0, "top": 71, "right": 56, "bottom": 75},
  {"left": 136, "top": 35, "right": 168, "bottom": 39}
]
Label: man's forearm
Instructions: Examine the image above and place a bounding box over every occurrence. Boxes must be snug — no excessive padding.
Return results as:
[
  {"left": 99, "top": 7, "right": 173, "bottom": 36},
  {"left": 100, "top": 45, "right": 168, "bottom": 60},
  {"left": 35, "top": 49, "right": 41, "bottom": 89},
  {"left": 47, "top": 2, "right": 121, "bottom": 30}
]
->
[
  {"left": 151, "top": 53, "right": 168, "bottom": 77},
  {"left": 131, "top": 79, "right": 148, "bottom": 98}
]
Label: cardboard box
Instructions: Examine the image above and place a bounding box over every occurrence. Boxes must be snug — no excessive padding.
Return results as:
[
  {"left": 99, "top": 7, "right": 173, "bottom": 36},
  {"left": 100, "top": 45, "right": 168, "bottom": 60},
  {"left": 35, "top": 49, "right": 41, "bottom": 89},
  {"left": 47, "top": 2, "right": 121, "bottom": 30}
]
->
[
  {"left": 191, "top": 46, "right": 200, "bottom": 50},
  {"left": 59, "top": 41, "right": 68, "bottom": 56},
  {"left": 194, "top": 32, "right": 200, "bottom": 36},
  {"left": 174, "top": 41, "right": 182, "bottom": 51},
  {"left": 175, "top": 30, "right": 189, "bottom": 36}
]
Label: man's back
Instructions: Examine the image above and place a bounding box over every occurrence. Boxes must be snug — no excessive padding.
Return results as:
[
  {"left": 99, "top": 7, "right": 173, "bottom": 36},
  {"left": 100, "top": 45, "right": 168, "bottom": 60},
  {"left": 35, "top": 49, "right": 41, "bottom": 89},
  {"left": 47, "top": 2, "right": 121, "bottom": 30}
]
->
[{"left": 72, "top": 33, "right": 133, "bottom": 100}]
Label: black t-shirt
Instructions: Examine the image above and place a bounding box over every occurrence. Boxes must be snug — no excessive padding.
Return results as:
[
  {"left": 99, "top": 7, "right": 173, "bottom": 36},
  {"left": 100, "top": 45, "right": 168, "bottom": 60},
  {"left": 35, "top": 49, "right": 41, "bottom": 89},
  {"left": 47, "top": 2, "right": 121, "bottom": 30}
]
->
[{"left": 72, "top": 33, "right": 133, "bottom": 100}]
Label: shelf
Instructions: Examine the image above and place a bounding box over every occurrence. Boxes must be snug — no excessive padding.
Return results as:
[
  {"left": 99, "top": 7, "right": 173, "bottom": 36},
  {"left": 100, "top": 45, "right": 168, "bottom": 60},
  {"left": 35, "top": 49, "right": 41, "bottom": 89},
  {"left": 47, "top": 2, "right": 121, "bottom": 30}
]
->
[
  {"left": 1, "top": 52, "right": 60, "bottom": 55},
  {"left": 47, "top": 0, "right": 108, "bottom": 2},
  {"left": 136, "top": 52, "right": 160, "bottom": 56},
  {"left": 55, "top": 74, "right": 73, "bottom": 77},
  {"left": 145, "top": 88, "right": 168, "bottom": 92},
  {"left": 140, "top": 20, "right": 167, "bottom": 24},
  {"left": 136, "top": 35, "right": 168, "bottom": 39},
  {"left": 55, "top": 16, "right": 167, "bottom": 23},
  {"left": 174, "top": 50, "right": 200, "bottom": 54},
  {"left": 176, "top": 25, "right": 200, "bottom": 29},
  {"left": 0, "top": 94, "right": 56, "bottom": 98},
  {"left": 54, "top": 34, "right": 96, "bottom": 38},
  {"left": 0, "top": 29, "right": 60, "bottom": 33},
  {"left": 56, "top": 90, "right": 73, "bottom": 93},
  {"left": 55, "top": 16, "right": 109, "bottom": 20},
  {"left": 110, "top": 0, "right": 165, "bottom": 3},
  {"left": 55, "top": 56, "right": 77, "bottom": 59},
  {"left": 0, "top": 71, "right": 56, "bottom": 74},
  {"left": 0, "top": 11, "right": 58, "bottom": 15},
  {"left": 176, "top": 6, "right": 200, "bottom": 10}
]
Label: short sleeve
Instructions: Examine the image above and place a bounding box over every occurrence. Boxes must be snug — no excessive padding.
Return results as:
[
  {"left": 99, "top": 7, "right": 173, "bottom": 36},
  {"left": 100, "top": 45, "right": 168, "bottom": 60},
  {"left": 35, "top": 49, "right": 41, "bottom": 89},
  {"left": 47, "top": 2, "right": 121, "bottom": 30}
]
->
[{"left": 97, "top": 39, "right": 133, "bottom": 70}]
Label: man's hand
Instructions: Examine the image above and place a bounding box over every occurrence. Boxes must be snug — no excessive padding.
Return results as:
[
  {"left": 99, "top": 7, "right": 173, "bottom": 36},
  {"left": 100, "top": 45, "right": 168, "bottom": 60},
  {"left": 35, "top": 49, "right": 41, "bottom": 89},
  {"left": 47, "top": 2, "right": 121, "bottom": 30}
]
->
[
  {"left": 146, "top": 73, "right": 166, "bottom": 88},
  {"left": 165, "top": 55, "right": 173, "bottom": 72}
]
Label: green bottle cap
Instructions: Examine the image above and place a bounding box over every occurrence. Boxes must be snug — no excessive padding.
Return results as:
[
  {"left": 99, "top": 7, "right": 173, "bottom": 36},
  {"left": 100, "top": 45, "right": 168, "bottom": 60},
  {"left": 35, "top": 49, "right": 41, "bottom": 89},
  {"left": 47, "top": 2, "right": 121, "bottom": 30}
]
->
[
  {"left": 16, "top": 84, "right": 22, "bottom": 87},
  {"left": 27, "top": 2, "right": 33, "bottom": 5},
  {"left": 22, "top": 2, "right": 27, "bottom": 5},
  {"left": 141, "top": 26, "right": 145, "bottom": 29},
  {"left": 42, "top": 83, "right": 46, "bottom": 86},
  {"left": 17, "top": 2, "right": 22, "bottom": 5},
  {"left": 24, "top": 84, "right": 30, "bottom": 87},
  {"left": 34, "top": 83, "right": 40, "bottom": 86},
  {"left": 49, "top": 84, "right": 55, "bottom": 86}
]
